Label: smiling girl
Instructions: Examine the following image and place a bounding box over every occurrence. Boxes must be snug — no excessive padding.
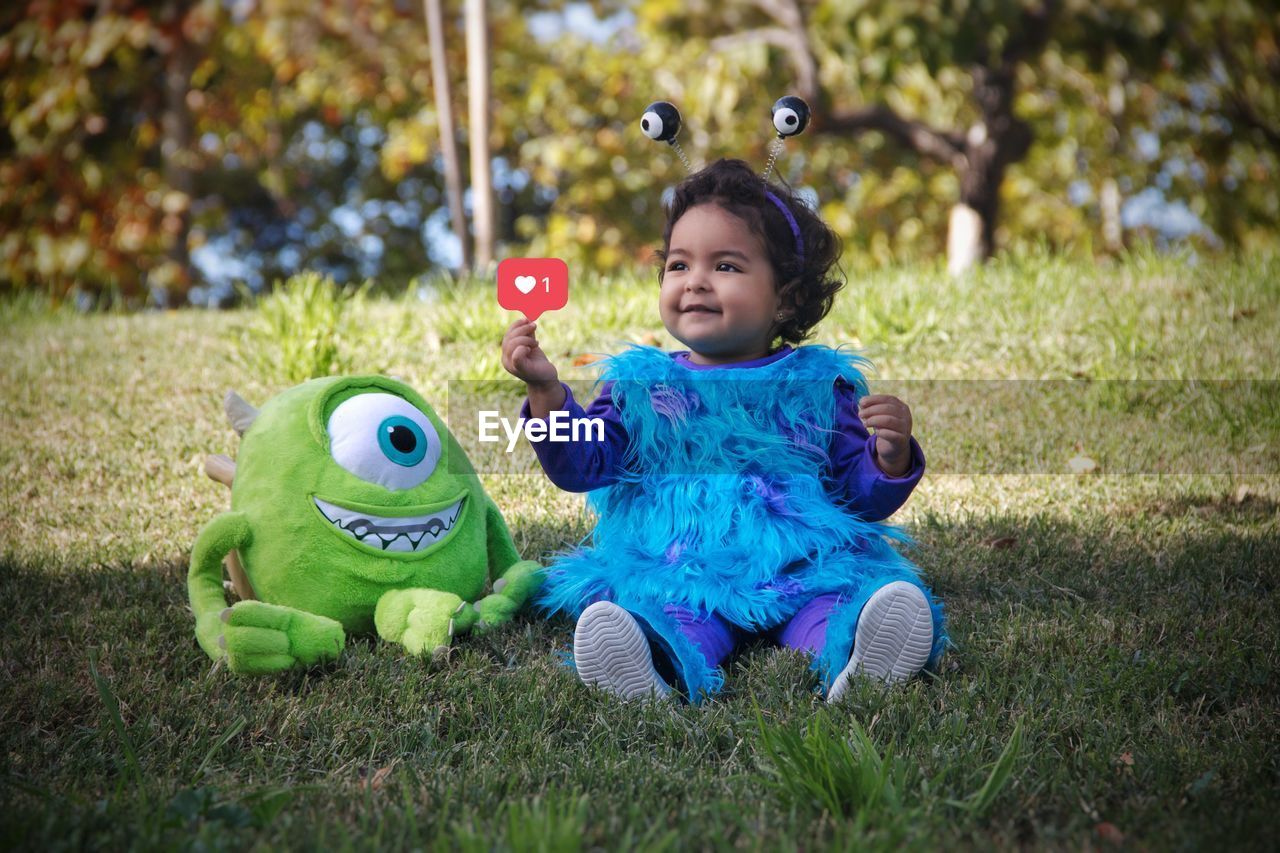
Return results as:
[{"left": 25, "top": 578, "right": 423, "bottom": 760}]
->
[{"left": 500, "top": 158, "right": 945, "bottom": 704}]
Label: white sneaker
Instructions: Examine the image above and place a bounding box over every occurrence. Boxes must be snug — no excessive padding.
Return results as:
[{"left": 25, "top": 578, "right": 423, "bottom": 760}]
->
[
  {"left": 827, "top": 581, "right": 933, "bottom": 703},
  {"left": 573, "top": 601, "right": 673, "bottom": 701}
]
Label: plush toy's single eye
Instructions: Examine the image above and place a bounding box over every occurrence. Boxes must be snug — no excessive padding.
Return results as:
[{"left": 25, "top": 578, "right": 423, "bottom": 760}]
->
[
  {"left": 377, "top": 415, "right": 428, "bottom": 467},
  {"left": 771, "top": 95, "right": 810, "bottom": 137},
  {"left": 327, "top": 392, "right": 441, "bottom": 490},
  {"left": 641, "top": 101, "right": 681, "bottom": 142}
]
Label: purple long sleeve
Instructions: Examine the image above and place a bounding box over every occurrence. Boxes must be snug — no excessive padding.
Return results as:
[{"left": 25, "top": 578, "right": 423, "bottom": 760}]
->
[
  {"left": 519, "top": 348, "right": 924, "bottom": 519},
  {"left": 519, "top": 382, "right": 628, "bottom": 492},
  {"left": 825, "top": 380, "right": 925, "bottom": 522}
]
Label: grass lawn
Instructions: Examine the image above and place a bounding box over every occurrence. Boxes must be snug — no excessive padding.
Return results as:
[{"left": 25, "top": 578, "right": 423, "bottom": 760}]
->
[{"left": 1, "top": 250, "right": 1277, "bottom": 849}]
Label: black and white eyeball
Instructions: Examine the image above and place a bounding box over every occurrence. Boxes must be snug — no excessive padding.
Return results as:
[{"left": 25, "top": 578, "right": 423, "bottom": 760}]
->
[
  {"left": 327, "top": 392, "right": 442, "bottom": 491},
  {"left": 771, "top": 96, "right": 810, "bottom": 138},
  {"left": 640, "top": 101, "right": 682, "bottom": 143}
]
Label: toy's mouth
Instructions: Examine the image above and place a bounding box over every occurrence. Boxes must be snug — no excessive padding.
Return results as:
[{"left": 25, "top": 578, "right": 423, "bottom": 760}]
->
[{"left": 313, "top": 495, "right": 465, "bottom": 554}]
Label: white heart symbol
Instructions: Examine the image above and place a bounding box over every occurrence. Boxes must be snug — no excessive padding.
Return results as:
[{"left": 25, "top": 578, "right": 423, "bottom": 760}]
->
[{"left": 514, "top": 275, "right": 536, "bottom": 294}]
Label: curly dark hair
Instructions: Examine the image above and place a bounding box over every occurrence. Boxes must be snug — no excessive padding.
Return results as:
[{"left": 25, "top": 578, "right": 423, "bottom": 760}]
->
[{"left": 656, "top": 158, "right": 844, "bottom": 346}]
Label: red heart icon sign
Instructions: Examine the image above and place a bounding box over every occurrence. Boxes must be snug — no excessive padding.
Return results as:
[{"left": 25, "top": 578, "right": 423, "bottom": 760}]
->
[{"left": 497, "top": 258, "right": 569, "bottom": 320}]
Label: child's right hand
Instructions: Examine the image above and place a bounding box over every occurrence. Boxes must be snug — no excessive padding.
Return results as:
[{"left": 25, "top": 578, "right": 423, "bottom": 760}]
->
[{"left": 501, "top": 316, "right": 559, "bottom": 387}]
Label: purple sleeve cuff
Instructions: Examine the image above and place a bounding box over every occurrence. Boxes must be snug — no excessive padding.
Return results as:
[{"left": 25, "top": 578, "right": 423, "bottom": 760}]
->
[
  {"left": 519, "top": 382, "right": 629, "bottom": 492},
  {"left": 853, "top": 433, "right": 925, "bottom": 519},
  {"left": 827, "top": 384, "right": 925, "bottom": 521}
]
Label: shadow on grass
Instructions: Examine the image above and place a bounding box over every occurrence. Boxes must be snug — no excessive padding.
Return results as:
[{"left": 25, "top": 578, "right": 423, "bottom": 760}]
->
[
  {"left": 1140, "top": 490, "right": 1280, "bottom": 522},
  {"left": 1, "top": 502, "right": 1276, "bottom": 849}
]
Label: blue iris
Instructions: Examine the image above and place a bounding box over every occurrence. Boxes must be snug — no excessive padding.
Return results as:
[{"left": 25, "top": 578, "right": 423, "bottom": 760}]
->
[{"left": 377, "top": 416, "right": 428, "bottom": 467}]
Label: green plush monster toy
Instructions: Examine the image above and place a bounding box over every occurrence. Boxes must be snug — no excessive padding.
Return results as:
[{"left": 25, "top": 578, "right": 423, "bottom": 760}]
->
[{"left": 189, "top": 375, "right": 541, "bottom": 675}]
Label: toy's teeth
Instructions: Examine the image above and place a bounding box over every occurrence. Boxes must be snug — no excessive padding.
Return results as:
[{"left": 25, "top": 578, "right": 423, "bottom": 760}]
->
[{"left": 314, "top": 497, "right": 463, "bottom": 554}]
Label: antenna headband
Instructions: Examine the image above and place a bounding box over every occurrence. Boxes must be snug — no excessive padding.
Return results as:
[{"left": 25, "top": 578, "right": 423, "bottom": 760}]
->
[{"left": 764, "top": 190, "right": 804, "bottom": 260}]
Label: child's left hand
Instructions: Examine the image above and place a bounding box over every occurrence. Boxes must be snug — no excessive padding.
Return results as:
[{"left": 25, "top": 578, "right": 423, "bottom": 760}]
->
[{"left": 858, "top": 395, "right": 914, "bottom": 478}]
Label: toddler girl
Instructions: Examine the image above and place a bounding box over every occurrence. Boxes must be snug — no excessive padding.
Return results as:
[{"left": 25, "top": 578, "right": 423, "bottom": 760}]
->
[{"left": 500, "top": 159, "right": 945, "bottom": 703}]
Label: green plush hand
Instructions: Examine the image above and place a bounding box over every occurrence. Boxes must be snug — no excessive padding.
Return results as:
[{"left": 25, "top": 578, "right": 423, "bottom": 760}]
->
[
  {"left": 492, "top": 559, "right": 543, "bottom": 605},
  {"left": 374, "top": 588, "right": 465, "bottom": 656},
  {"left": 445, "top": 596, "right": 513, "bottom": 637},
  {"left": 451, "top": 559, "right": 544, "bottom": 636},
  {"left": 471, "top": 594, "right": 518, "bottom": 633},
  {"left": 215, "top": 600, "right": 345, "bottom": 675},
  {"left": 451, "top": 603, "right": 480, "bottom": 635}
]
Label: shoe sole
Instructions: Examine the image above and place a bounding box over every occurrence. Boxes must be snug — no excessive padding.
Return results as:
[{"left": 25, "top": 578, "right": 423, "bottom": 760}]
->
[
  {"left": 827, "top": 581, "right": 933, "bottom": 702},
  {"left": 574, "top": 602, "right": 672, "bottom": 701}
]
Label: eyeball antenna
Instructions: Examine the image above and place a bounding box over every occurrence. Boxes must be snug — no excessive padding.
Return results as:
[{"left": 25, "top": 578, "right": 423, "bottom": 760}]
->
[
  {"left": 762, "top": 95, "right": 810, "bottom": 181},
  {"left": 640, "top": 101, "right": 693, "bottom": 174}
]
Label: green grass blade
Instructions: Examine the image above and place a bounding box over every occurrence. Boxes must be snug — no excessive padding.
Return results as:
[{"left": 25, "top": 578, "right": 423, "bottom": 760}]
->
[
  {"left": 959, "top": 719, "right": 1024, "bottom": 816},
  {"left": 87, "top": 649, "right": 142, "bottom": 785},
  {"left": 193, "top": 715, "right": 247, "bottom": 780}
]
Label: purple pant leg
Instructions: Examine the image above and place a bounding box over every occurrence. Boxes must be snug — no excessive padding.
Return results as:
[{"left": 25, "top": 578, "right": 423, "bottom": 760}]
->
[
  {"left": 773, "top": 593, "right": 844, "bottom": 655},
  {"left": 662, "top": 604, "right": 737, "bottom": 669}
]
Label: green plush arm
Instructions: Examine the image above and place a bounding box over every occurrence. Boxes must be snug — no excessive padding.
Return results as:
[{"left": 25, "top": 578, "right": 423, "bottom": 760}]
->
[
  {"left": 451, "top": 498, "right": 544, "bottom": 635},
  {"left": 189, "top": 512, "right": 345, "bottom": 674},
  {"left": 190, "top": 512, "right": 253, "bottom": 660}
]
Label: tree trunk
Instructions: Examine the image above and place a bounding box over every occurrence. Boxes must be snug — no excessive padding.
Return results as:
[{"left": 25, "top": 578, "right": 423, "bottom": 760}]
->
[
  {"left": 946, "top": 205, "right": 984, "bottom": 276},
  {"left": 947, "top": 124, "right": 1005, "bottom": 274},
  {"left": 1100, "top": 79, "right": 1127, "bottom": 252},
  {"left": 1100, "top": 178, "right": 1122, "bottom": 251},
  {"left": 945, "top": 66, "right": 1030, "bottom": 275},
  {"left": 423, "top": 0, "right": 471, "bottom": 272},
  {"left": 160, "top": 1, "right": 197, "bottom": 302},
  {"left": 466, "top": 0, "right": 494, "bottom": 271}
]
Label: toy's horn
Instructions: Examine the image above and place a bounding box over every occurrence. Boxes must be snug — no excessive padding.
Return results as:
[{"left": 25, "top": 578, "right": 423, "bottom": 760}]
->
[
  {"left": 204, "top": 454, "right": 236, "bottom": 487},
  {"left": 224, "top": 391, "right": 258, "bottom": 436}
]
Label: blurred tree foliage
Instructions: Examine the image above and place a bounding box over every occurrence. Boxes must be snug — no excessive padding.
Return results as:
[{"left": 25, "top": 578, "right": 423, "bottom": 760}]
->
[
  {"left": 1, "top": 0, "right": 1275, "bottom": 304},
  {"left": 1138, "top": 0, "right": 1280, "bottom": 249},
  {"left": 538, "top": 0, "right": 1279, "bottom": 270}
]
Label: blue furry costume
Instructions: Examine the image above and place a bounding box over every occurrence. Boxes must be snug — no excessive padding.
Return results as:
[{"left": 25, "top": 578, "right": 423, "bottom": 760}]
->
[{"left": 537, "top": 344, "right": 946, "bottom": 699}]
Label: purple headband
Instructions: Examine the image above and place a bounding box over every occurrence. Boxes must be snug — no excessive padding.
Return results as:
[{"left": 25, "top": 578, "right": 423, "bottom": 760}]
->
[{"left": 764, "top": 190, "right": 803, "bottom": 260}]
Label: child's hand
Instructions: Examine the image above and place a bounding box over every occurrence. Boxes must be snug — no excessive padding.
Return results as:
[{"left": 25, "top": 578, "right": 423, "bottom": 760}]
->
[
  {"left": 501, "top": 316, "right": 559, "bottom": 388},
  {"left": 858, "top": 395, "right": 914, "bottom": 477}
]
